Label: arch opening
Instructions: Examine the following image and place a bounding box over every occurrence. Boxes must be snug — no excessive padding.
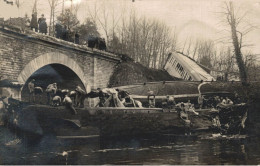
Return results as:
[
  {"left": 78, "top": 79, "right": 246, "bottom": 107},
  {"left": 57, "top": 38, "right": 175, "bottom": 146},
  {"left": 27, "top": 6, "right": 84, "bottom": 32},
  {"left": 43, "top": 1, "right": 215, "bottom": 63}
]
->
[{"left": 21, "top": 63, "right": 85, "bottom": 103}]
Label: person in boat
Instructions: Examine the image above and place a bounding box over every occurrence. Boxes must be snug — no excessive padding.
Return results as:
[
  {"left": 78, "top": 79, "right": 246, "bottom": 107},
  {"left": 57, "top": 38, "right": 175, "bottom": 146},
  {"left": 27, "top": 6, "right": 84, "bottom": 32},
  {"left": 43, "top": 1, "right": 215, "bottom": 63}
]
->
[
  {"left": 97, "top": 88, "right": 106, "bottom": 107},
  {"left": 187, "top": 100, "right": 192, "bottom": 109},
  {"left": 221, "top": 98, "right": 227, "bottom": 104},
  {"left": 28, "top": 79, "right": 35, "bottom": 103},
  {"left": 178, "top": 102, "right": 191, "bottom": 135},
  {"left": 63, "top": 95, "right": 77, "bottom": 115},
  {"left": 167, "top": 95, "right": 176, "bottom": 108},
  {"left": 116, "top": 89, "right": 142, "bottom": 108},
  {"left": 180, "top": 102, "right": 187, "bottom": 113},
  {"left": 234, "top": 91, "right": 242, "bottom": 104},
  {"left": 213, "top": 96, "right": 221, "bottom": 107},
  {"left": 225, "top": 97, "right": 234, "bottom": 105},
  {"left": 102, "top": 88, "right": 125, "bottom": 107},
  {"left": 75, "top": 85, "right": 86, "bottom": 108},
  {"left": 46, "top": 83, "right": 57, "bottom": 105},
  {"left": 198, "top": 94, "right": 204, "bottom": 109},
  {"left": 122, "top": 96, "right": 143, "bottom": 108},
  {"left": 52, "top": 95, "right": 61, "bottom": 107},
  {"left": 148, "top": 90, "right": 156, "bottom": 108},
  {"left": 212, "top": 115, "right": 221, "bottom": 130}
]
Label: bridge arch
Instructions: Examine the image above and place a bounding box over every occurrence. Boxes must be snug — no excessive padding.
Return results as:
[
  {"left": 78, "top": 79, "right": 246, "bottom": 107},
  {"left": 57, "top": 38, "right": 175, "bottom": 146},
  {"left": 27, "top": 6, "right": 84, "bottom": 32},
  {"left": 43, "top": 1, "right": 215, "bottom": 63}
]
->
[{"left": 17, "top": 52, "right": 90, "bottom": 92}]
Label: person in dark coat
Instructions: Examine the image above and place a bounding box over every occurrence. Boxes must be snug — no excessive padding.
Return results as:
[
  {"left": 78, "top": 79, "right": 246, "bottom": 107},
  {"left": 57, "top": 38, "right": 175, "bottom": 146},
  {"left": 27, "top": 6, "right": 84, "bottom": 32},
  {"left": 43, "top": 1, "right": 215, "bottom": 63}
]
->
[
  {"left": 68, "top": 28, "right": 74, "bottom": 42},
  {"left": 39, "top": 18, "right": 47, "bottom": 34},
  {"left": 99, "top": 38, "right": 106, "bottom": 51},
  {"left": 30, "top": 12, "right": 38, "bottom": 32},
  {"left": 75, "top": 31, "right": 80, "bottom": 44},
  {"left": 88, "top": 35, "right": 96, "bottom": 49},
  {"left": 62, "top": 26, "right": 69, "bottom": 41},
  {"left": 55, "top": 20, "right": 63, "bottom": 39},
  {"left": 38, "top": 14, "right": 45, "bottom": 25}
]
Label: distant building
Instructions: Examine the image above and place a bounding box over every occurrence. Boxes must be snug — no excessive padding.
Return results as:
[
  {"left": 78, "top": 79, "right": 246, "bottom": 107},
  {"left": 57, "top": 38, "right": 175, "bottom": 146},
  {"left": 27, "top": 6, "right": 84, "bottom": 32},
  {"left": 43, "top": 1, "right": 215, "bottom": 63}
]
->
[{"left": 164, "top": 52, "right": 215, "bottom": 81}]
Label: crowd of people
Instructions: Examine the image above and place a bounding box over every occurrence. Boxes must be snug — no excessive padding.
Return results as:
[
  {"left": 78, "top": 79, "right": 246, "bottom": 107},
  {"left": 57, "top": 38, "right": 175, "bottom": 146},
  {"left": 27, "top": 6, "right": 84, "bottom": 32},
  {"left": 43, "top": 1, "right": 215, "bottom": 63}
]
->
[
  {"left": 197, "top": 94, "right": 235, "bottom": 109},
  {"left": 28, "top": 12, "right": 80, "bottom": 44},
  {"left": 23, "top": 12, "right": 107, "bottom": 48},
  {"left": 27, "top": 78, "right": 242, "bottom": 118},
  {"left": 28, "top": 79, "right": 85, "bottom": 115},
  {"left": 27, "top": 79, "right": 146, "bottom": 110},
  {"left": 30, "top": 13, "right": 47, "bottom": 35}
]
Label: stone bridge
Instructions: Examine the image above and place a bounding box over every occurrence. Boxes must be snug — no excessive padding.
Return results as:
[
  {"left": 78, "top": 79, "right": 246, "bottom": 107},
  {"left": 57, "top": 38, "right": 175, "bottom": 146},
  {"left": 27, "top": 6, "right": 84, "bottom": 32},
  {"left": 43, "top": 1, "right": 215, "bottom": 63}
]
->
[{"left": 0, "top": 28, "right": 121, "bottom": 103}]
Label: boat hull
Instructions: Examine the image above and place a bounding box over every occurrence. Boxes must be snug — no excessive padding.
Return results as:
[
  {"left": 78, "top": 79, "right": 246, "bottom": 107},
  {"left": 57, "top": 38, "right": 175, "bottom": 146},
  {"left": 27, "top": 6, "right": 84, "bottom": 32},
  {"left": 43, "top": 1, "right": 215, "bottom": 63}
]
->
[{"left": 4, "top": 103, "right": 248, "bottom": 138}]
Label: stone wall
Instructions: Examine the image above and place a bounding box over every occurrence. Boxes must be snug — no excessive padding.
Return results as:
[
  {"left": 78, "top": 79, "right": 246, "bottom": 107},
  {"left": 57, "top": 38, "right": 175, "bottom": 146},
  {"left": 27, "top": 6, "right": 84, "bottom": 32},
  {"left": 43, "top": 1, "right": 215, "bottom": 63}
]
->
[{"left": 0, "top": 28, "right": 120, "bottom": 97}]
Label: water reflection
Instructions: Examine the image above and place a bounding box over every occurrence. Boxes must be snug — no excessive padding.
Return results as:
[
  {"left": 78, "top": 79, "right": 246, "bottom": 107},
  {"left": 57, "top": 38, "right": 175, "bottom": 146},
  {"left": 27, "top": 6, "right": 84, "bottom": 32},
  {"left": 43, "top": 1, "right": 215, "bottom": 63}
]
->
[{"left": 1, "top": 128, "right": 260, "bottom": 164}]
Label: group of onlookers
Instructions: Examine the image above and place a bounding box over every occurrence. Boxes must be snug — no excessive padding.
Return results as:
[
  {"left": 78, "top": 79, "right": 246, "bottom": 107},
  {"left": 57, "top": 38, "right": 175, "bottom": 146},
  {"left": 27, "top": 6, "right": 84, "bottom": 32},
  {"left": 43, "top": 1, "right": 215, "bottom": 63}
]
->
[
  {"left": 28, "top": 12, "right": 80, "bottom": 44},
  {"left": 30, "top": 13, "right": 47, "bottom": 34}
]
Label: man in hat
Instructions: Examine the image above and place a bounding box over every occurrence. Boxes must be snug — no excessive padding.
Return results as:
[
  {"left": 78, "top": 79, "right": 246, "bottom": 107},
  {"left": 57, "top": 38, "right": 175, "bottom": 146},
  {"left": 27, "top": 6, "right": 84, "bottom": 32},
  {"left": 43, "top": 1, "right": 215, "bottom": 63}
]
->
[{"left": 38, "top": 14, "right": 45, "bottom": 25}]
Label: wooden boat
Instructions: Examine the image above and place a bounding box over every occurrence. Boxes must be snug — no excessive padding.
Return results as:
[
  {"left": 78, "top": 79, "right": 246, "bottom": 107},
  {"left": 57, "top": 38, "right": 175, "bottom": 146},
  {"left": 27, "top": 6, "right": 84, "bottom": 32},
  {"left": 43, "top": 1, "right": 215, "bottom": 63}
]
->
[{"left": 2, "top": 97, "right": 248, "bottom": 138}]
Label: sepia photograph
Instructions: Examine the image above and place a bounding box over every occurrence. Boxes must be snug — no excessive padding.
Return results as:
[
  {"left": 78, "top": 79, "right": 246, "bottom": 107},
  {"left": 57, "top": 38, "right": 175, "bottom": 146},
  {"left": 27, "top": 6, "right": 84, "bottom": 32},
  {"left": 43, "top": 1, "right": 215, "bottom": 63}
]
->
[{"left": 0, "top": 0, "right": 260, "bottom": 164}]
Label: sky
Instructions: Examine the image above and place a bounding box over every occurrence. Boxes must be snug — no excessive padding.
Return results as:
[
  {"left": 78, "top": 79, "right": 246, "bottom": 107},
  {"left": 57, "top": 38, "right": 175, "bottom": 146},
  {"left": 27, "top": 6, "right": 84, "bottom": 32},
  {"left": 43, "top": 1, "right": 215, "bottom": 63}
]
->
[{"left": 1, "top": 0, "right": 260, "bottom": 58}]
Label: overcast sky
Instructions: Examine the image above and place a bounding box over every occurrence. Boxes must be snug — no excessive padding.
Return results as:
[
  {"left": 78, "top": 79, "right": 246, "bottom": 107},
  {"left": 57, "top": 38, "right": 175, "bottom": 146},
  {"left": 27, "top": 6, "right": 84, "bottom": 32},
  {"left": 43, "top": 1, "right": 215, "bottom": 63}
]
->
[{"left": 1, "top": 0, "right": 260, "bottom": 57}]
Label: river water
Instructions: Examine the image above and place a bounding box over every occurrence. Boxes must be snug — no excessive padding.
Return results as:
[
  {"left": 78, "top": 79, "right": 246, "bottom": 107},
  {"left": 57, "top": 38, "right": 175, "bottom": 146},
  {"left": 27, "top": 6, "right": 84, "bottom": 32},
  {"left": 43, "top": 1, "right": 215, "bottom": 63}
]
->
[{"left": 0, "top": 105, "right": 260, "bottom": 165}]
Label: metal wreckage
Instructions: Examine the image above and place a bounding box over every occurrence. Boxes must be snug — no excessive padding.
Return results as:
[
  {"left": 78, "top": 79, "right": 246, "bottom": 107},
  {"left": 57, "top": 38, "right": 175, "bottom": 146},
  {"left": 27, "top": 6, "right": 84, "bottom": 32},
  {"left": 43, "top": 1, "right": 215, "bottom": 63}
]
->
[{"left": 0, "top": 82, "right": 248, "bottom": 139}]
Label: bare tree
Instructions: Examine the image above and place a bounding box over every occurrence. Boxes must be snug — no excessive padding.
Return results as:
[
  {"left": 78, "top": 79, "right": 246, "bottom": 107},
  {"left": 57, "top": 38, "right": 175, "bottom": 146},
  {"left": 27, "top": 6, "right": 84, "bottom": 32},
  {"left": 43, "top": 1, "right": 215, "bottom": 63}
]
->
[
  {"left": 48, "top": 0, "right": 61, "bottom": 36},
  {"left": 223, "top": 1, "right": 252, "bottom": 84},
  {"left": 85, "top": 1, "right": 177, "bottom": 69}
]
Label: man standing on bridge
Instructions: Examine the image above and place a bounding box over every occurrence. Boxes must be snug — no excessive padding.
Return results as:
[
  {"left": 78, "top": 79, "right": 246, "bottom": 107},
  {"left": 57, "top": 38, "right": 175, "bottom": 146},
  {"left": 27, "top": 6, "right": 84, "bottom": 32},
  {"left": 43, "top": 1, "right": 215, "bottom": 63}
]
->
[{"left": 46, "top": 83, "right": 57, "bottom": 105}]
